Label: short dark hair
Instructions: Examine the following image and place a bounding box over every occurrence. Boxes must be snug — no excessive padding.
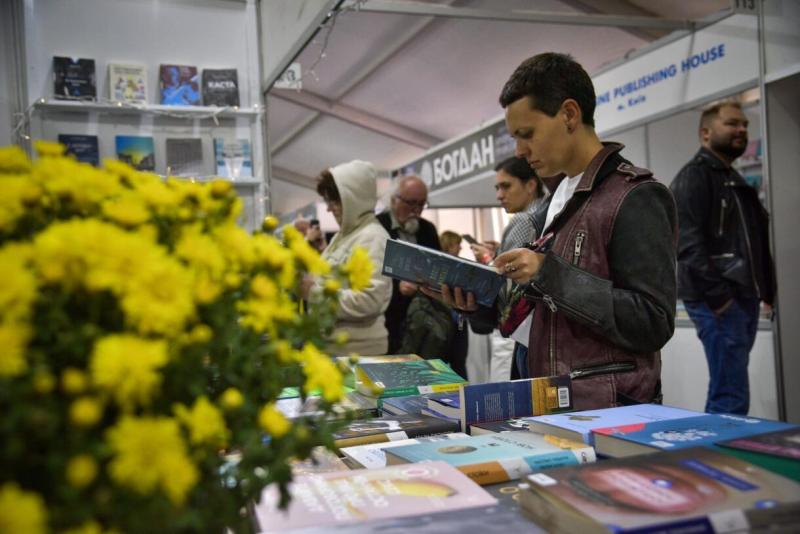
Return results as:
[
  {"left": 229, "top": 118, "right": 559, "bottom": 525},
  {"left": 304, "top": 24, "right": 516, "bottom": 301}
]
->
[
  {"left": 700, "top": 100, "right": 742, "bottom": 130},
  {"left": 494, "top": 156, "right": 544, "bottom": 198},
  {"left": 316, "top": 169, "right": 340, "bottom": 203},
  {"left": 499, "top": 52, "right": 596, "bottom": 127}
]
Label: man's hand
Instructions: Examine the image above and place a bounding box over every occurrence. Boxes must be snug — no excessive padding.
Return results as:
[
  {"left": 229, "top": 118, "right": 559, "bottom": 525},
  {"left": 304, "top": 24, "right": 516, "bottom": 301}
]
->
[
  {"left": 470, "top": 243, "right": 493, "bottom": 264},
  {"left": 419, "top": 284, "right": 478, "bottom": 313},
  {"left": 713, "top": 299, "right": 734, "bottom": 316},
  {"left": 493, "top": 248, "right": 545, "bottom": 284},
  {"left": 398, "top": 281, "right": 419, "bottom": 296}
]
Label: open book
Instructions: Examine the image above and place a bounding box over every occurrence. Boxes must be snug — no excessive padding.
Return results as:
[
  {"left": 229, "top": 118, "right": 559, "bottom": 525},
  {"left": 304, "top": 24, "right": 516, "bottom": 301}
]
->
[{"left": 381, "top": 239, "right": 504, "bottom": 307}]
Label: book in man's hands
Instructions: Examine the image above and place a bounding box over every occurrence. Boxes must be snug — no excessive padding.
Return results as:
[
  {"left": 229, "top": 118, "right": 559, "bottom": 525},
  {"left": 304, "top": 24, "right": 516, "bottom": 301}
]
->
[{"left": 382, "top": 238, "right": 504, "bottom": 307}]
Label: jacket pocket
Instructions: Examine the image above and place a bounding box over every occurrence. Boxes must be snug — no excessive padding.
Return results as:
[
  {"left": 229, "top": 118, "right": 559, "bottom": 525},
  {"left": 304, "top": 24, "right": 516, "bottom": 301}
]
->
[
  {"left": 570, "top": 361, "right": 636, "bottom": 380},
  {"left": 710, "top": 253, "right": 749, "bottom": 286}
]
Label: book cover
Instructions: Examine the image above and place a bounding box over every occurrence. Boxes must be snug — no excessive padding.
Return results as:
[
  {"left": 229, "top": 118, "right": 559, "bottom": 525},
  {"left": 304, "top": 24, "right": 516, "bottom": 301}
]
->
[
  {"left": 524, "top": 403, "right": 702, "bottom": 446},
  {"left": 593, "top": 413, "right": 797, "bottom": 458},
  {"left": 381, "top": 394, "right": 430, "bottom": 416},
  {"left": 425, "top": 391, "right": 461, "bottom": 419},
  {"left": 289, "top": 447, "right": 350, "bottom": 476},
  {"left": 382, "top": 239, "right": 504, "bottom": 307},
  {"left": 520, "top": 447, "right": 800, "bottom": 534},
  {"left": 386, "top": 432, "right": 595, "bottom": 486},
  {"left": 165, "top": 138, "right": 203, "bottom": 177},
  {"left": 420, "top": 407, "right": 460, "bottom": 424},
  {"left": 333, "top": 414, "right": 460, "bottom": 449},
  {"left": 213, "top": 138, "right": 253, "bottom": 179},
  {"left": 470, "top": 418, "right": 533, "bottom": 436},
  {"left": 340, "top": 432, "right": 469, "bottom": 469},
  {"left": 253, "top": 461, "right": 497, "bottom": 532},
  {"left": 202, "top": 68, "right": 239, "bottom": 107},
  {"left": 159, "top": 64, "right": 200, "bottom": 106},
  {"left": 53, "top": 56, "right": 96, "bottom": 100},
  {"left": 356, "top": 359, "right": 467, "bottom": 399},
  {"left": 58, "top": 134, "right": 99, "bottom": 166},
  {"left": 717, "top": 426, "right": 800, "bottom": 461},
  {"left": 108, "top": 63, "right": 147, "bottom": 103},
  {"left": 460, "top": 376, "right": 573, "bottom": 432},
  {"left": 115, "top": 135, "right": 155, "bottom": 171}
]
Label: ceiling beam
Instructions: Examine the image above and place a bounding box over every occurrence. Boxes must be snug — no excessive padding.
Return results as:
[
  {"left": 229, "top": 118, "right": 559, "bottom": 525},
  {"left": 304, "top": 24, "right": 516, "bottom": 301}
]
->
[
  {"left": 558, "top": 0, "right": 668, "bottom": 42},
  {"left": 351, "top": 0, "right": 693, "bottom": 31},
  {"left": 271, "top": 165, "right": 317, "bottom": 190},
  {"left": 271, "top": 88, "right": 442, "bottom": 148}
]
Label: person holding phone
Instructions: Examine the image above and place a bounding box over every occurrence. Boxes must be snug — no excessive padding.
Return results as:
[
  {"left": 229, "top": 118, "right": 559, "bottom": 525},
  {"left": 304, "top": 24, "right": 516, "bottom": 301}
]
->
[{"left": 306, "top": 218, "right": 327, "bottom": 252}]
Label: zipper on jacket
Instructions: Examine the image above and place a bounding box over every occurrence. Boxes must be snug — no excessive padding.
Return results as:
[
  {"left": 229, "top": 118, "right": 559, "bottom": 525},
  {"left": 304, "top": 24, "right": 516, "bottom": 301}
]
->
[
  {"left": 718, "top": 197, "right": 727, "bottom": 237},
  {"left": 732, "top": 192, "right": 761, "bottom": 299},
  {"left": 539, "top": 291, "right": 601, "bottom": 326},
  {"left": 570, "top": 361, "right": 636, "bottom": 380},
  {"left": 572, "top": 231, "right": 586, "bottom": 266}
]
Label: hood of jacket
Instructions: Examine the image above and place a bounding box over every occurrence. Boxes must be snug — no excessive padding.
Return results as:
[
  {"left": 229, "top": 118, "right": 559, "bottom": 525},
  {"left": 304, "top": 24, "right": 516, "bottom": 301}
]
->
[{"left": 330, "top": 160, "right": 378, "bottom": 236}]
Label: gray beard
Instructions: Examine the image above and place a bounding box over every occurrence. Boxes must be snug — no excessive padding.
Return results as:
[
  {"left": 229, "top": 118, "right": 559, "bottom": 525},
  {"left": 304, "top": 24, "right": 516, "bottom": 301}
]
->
[{"left": 401, "top": 217, "right": 420, "bottom": 234}]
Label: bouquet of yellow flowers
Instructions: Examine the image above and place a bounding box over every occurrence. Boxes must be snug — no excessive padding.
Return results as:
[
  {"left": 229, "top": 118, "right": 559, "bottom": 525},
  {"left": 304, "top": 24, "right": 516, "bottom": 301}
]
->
[{"left": 0, "top": 142, "right": 371, "bottom": 533}]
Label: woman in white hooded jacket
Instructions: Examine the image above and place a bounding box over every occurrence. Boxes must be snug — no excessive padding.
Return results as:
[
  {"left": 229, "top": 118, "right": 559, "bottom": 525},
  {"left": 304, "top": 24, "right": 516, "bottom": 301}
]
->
[{"left": 309, "top": 160, "right": 392, "bottom": 355}]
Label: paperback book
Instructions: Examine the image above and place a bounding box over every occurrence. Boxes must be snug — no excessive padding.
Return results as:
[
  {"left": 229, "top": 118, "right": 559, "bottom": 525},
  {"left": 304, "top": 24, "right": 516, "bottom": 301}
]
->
[
  {"left": 519, "top": 447, "right": 800, "bottom": 534},
  {"left": 355, "top": 359, "right": 467, "bottom": 400},
  {"left": 386, "top": 431, "right": 595, "bottom": 486},
  {"left": 253, "top": 461, "right": 497, "bottom": 532},
  {"left": 108, "top": 63, "right": 147, "bottom": 103},
  {"left": 382, "top": 238, "right": 504, "bottom": 307},
  {"left": 340, "top": 432, "right": 469, "bottom": 469},
  {"left": 213, "top": 138, "right": 253, "bottom": 179},
  {"left": 717, "top": 426, "right": 800, "bottom": 461},
  {"left": 202, "top": 68, "right": 239, "bottom": 107},
  {"left": 53, "top": 56, "right": 96, "bottom": 100},
  {"left": 333, "top": 414, "right": 460, "bottom": 448},
  {"left": 58, "top": 134, "right": 99, "bottom": 166},
  {"left": 470, "top": 418, "right": 533, "bottom": 436},
  {"left": 115, "top": 135, "right": 155, "bottom": 171},
  {"left": 165, "top": 137, "right": 203, "bottom": 177},
  {"left": 381, "top": 394, "right": 431, "bottom": 416},
  {"left": 159, "top": 64, "right": 200, "bottom": 106}
]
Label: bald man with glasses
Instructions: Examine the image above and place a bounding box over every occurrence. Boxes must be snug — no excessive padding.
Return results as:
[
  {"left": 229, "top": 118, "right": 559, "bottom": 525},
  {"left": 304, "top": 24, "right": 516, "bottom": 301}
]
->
[{"left": 377, "top": 175, "right": 442, "bottom": 353}]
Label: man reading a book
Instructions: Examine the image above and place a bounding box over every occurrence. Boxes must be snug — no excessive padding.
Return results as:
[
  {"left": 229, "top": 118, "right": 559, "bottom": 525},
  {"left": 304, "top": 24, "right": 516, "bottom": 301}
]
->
[{"left": 424, "top": 53, "right": 677, "bottom": 410}]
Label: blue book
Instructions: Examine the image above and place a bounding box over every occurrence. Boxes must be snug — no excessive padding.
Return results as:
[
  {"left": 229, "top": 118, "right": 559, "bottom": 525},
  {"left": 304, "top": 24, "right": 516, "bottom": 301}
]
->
[
  {"left": 381, "top": 394, "right": 429, "bottom": 416},
  {"left": 115, "top": 135, "right": 155, "bottom": 171},
  {"left": 59, "top": 134, "right": 99, "bottom": 166},
  {"left": 459, "top": 376, "right": 573, "bottom": 432},
  {"left": 593, "top": 413, "right": 798, "bottom": 458},
  {"left": 524, "top": 404, "right": 703, "bottom": 445},
  {"left": 385, "top": 432, "right": 595, "bottom": 485}
]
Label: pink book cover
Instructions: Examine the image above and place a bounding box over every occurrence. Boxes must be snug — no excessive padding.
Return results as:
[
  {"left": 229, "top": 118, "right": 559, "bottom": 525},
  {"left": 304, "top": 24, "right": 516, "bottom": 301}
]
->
[{"left": 254, "top": 461, "right": 496, "bottom": 532}]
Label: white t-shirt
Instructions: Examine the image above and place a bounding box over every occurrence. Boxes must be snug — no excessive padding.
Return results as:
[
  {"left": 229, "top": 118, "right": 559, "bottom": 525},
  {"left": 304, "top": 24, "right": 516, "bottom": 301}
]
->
[{"left": 544, "top": 173, "right": 583, "bottom": 231}]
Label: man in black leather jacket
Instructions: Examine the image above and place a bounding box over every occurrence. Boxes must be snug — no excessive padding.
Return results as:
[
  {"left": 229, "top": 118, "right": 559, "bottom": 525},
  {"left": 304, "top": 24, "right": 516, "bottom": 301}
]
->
[{"left": 670, "top": 101, "right": 776, "bottom": 415}]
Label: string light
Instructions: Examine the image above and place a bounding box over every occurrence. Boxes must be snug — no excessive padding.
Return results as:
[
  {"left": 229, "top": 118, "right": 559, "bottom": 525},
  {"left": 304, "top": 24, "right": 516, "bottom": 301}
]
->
[{"left": 302, "top": 0, "right": 367, "bottom": 85}]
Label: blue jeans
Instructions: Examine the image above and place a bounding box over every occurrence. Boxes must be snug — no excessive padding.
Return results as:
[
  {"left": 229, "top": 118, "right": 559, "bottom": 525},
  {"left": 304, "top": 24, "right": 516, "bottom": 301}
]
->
[
  {"left": 683, "top": 298, "right": 760, "bottom": 415},
  {"left": 514, "top": 342, "right": 529, "bottom": 379}
]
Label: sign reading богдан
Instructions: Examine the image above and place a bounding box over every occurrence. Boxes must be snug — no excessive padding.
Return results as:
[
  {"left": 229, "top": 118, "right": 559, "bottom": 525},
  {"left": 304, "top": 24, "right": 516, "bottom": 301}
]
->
[
  {"left": 594, "top": 13, "right": 758, "bottom": 134},
  {"left": 393, "top": 119, "right": 514, "bottom": 193}
]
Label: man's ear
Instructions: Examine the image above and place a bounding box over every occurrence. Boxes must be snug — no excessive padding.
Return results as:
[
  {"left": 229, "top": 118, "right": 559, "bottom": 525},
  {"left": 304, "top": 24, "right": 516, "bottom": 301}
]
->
[
  {"left": 561, "top": 99, "right": 581, "bottom": 133},
  {"left": 699, "top": 127, "right": 710, "bottom": 144}
]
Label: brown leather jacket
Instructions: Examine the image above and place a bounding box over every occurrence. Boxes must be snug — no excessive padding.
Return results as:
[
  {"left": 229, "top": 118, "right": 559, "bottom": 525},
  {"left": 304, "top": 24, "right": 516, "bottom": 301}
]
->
[{"left": 525, "top": 143, "right": 677, "bottom": 410}]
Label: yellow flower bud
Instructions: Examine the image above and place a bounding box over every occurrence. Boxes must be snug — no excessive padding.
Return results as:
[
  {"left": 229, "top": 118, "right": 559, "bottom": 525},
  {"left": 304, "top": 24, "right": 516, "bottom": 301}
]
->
[
  {"left": 66, "top": 454, "right": 98, "bottom": 489},
  {"left": 348, "top": 353, "right": 359, "bottom": 365},
  {"left": 69, "top": 397, "right": 102, "bottom": 427},
  {"left": 262, "top": 215, "right": 279, "bottom": 232},
  {"left": 224, "top": 272, "right": 241, "bottom": 288},
  {"left": 294, "top": 425, "right": 310, "bottom": 442},
  {"left": 189, "top": 324, "right": 213, "bottom": 344},
  {"left": 32, "top": 372, "right": 55, "bottom": 394},
  {"left": 333, "top": 331, "right": 350, "bottom": 346},
  {"left": 62, "top": 368, "right": 88, "bottom": 395},
  {"left": 210, "top": 180, "right": 233, "bottom": 198},
  {"left": 258, "top": 403, "right": 291, "bottom": 438},
  {"left": 323, "top": 278, "right": 341, "bottom": 296},
  {"left": 274, "top": 341, "right": 294, "bottom": 364},
  {"left": 220, "top": 388, "right": 244, "bottom": 410}
]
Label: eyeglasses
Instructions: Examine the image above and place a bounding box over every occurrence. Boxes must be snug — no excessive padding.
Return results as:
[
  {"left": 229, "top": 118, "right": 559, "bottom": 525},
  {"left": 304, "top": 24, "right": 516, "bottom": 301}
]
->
[{"left": 394, "top": 195, "right": 428, "bottom": 210}]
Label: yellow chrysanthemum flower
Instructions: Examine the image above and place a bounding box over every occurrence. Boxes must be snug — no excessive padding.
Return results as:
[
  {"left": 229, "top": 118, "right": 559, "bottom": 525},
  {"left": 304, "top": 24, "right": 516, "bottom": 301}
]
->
[
  {"left": 61, "top": 520, "right": 105, "bottom": 534},
  {"left": 251, "top": 233, "right": 296, "bottom": 288},
  {"left": 283, "top": 225, "right": 330, "bottom": 275},
  {"left": 106, "top": 416, "right": 198, "bottom": 506},
  {"left": 174, "top": 396, "right": 229, "bottom": 447},
  {"left": 0, "top": 483, "right": 47, "bottom": 534},
  {"left": 237, "top": 275, "right": 297, "bottom": 335},
  {"left": 323, "top": 278, "right": 341, "bottom": 296},
  {"left": 261, "top": 215, "right": 279, "bottom": 232},
  {"left": 258, "top": 403, "right": 291, "bottom": 438},
  {"left": 213, "top": 222, "right": 256, "bottom": 270},
  {"left": 297, "top": 343, "right": 344, "bottom": 403},
  {"left": 69, "top": 397, "right": 103, "bottom": 428},
  {"left": 0, "top": 244, "right": 37, "bottom": 324},
  {"left": 102, "top": 193, "right": 151, "bottom": 228},
  {"left": 66, "top": 454, "right": 98, "bottom": 489},
  {"left": 90, "top": 335, "right": 168, "bottom": 410},
  {"left": 32, "top": 371, "right": 55, "bottom": 394},
  {"left": 62, "top": 367, "right": 89, "bottom": 395},
  {"left": 219, "top": 388, "right": 244, "bottom": 410},
  {"left": 0, "top": 176, "right": 42, "bottom": 233},
  {"left": 34, "top": 139, "right": 66, "bottom": 157},
  {"left": 0, "top": 324, "right": 30, "bottom": 377},
  {"left": 0, "top": 145, "right": 32, "bottom": 174},
  {"left": 343, "top": 246, "right": 373, "bottom": 291}
]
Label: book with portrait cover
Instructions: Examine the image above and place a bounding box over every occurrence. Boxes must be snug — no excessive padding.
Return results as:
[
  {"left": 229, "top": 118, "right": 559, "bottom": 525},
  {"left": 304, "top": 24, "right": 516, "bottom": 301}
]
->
[
  {"left": 115, "top": 135, "right": 155, "bottom": 171},
  {"left": 333, "top": 414, "right": 459, "bottom": 448},
  {"left": 108, "top": 63, "right": 147, "bottom": 103},
  {"left": 159, "top": 64, "right": 200, "bottom": 106},
  {"left": 717, "top": 427, "right": 800, "bottom": 482},
  {"left": 519, "top": 447, "right": 800, "bottom": 534},
  {"left": 165, "top": 138, "right": 203, "bottom": 177},
  {"left": 53, "top": 56, "right": 96, "bottom": 100},
  {"left": 355, "top": 359, "right": 467, "bottom": 400},
  {"left": 202, "top": 68, "right": 239, "bottom": 107},
  {"left": 58, "top": 134, "right": 99, "bottom": 166},
  {"left": 382, "top": 238, "right": 504, "bottom": 307},
  {"left": 213, "top": 138, "right": 253, "bottom": 179},
  {"left": 253, "top": 461, "right": 497, "bottom": 532}
]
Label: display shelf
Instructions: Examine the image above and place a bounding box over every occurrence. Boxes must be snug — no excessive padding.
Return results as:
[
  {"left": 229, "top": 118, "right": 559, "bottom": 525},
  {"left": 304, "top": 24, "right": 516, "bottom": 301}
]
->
[
  {"left": 167, "top": 175, "right": 263, "bottom": 186},
  {"left": 32, "top": 99, "right": 263, "bottom": 119}
]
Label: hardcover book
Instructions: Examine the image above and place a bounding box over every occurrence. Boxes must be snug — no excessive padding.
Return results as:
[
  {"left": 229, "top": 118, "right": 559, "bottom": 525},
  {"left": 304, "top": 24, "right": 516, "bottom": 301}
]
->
[
  {"left": 470, "top": 418, "right": 533, "bottom": 436},
  {"left": 333, "top": 414, "right": 460, "bottom": 448},
  {"left": 717, "top": 426, "right": 800, "bottom": 461},
  {"left": 593, "top": 413, "right": 798, "bottom": 458},
  {"left": 53, "top": 56, "right": 96, "bottom": 100},
  {"left": 382, "top": 238, "right": 504, "bottom": 307},
  {"left": 340, "top": 432, "right": 469, "bottom": 469},
  {"left": 459, "top": 376, "right": 573, "bottom": 432},
  {"left": 165, "top": 137, "right": 203, "bottom": 177},
  {"left": 381, "top": 394, "right": 430, "bottom": 416},
  {"left": 58, "top": 134, "right": 99, "bottom": 166},
  {"left": 115, "top": 135, "right": 155, "bottom": 171},
  {"left": 425, "top": 391, "right": 461, "bottom": 419},
  {"left": 253, "top": 461, "right": 497, "bottom": 532},
  {"left": 159, "top": 64, "right": 200, "bottom": 106},
  {"left": 213, "top": 138, "right": 253, "bottom": 179},
  {"left": 355, "top": 359, "right": 467, "bottom": 399},
  {"left": 289, "top": 447, "right": 349, "bottom": 476},
  {"left": 108, "top": 63, "right": 147, "bottom": 103},
  {"left": 524, "top": 403, "right": 702, "bottom": 446},
  {"left": 202, "top": 68, "right": 239, "bottom": 107},
  {"left": 519, "top": 447, "right": 800, "bottom": 534},
  {"left": 386, "top": 431, "right": 595, "bottom": 486}
]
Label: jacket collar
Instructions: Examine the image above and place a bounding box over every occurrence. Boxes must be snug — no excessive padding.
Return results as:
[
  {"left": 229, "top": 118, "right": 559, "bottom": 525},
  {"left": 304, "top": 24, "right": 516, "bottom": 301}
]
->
[
  {"left": 574, "top": 142, "right": 625, "bottom": 193},
  {"left": 696, "top": 146, "right": 730, "bottom": 170}
]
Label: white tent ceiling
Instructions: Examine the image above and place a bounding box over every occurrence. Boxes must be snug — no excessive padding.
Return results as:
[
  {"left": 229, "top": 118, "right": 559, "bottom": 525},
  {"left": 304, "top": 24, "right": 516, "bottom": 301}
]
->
[{"left": 266, "top": 0, "right": 730, "bottom": 214}]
